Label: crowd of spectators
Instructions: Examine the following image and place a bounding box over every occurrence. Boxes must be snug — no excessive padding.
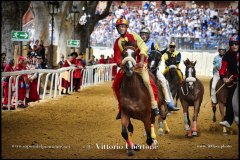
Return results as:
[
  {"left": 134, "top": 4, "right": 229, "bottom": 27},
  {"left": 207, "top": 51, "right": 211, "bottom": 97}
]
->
[{"left": 91, "top": 2, "right": 239, "bottom": 50}]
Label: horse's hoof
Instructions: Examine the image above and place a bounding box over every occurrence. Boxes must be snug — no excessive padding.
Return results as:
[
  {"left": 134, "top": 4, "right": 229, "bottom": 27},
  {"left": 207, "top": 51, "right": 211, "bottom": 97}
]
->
[
  {"left": 133, "top": 144, "right": 141, "bottom": 151},
  {"left": 192, "top": 131, "right": 198, "bottom": 136},
  {"left": 223, "top": 132, "right": 228, "bottom": 136},
  {"left": 152, "top": 139, "right": 158, "bottom": 148},
  {"left": 185, "top": 130, "right": 192, "bottom": 138},
  {"left": 127, "top": 149, "right": 134, "bottom": 156},
  {"left": 165, "top": 129, "right": 170, "bottom": 134},
  {"left": 158, "top": 129, "right": 164, "bottom": 136}
]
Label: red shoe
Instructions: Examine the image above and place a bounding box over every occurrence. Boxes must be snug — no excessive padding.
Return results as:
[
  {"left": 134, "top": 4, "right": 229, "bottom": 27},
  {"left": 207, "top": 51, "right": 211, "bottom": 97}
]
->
[
  {"left": 2, "top": 106, "right": 8, "bottom": 110},
  {"left": 10, "top": 106, "right": 16, "bottom": 110}
]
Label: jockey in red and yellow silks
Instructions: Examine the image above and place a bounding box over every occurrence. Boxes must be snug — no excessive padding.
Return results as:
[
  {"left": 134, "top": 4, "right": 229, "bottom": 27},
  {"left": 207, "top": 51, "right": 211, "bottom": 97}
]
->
[{"left": 112, "top": 18, "right": 159, "bottom": 120}]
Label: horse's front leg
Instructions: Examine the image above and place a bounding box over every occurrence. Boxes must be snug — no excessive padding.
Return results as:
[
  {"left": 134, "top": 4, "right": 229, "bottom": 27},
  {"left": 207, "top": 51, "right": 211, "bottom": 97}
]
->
[
  {"left": 182, "top": 101, "right": 192, "bottom": 137},
  {"left": 143, "top": 116, "right": 154, "bottom": 147},
  {"left": 192, "top": 101, "right": 201, "bottom": 136},
  {"left": 121, "top": 112, "right": 134, "bottom": 156},
  {"left": 128, "top": 120, "right": 141, "bottom": 151},
  {"left": 219, "top": 102, "right": 227, "bottom": 135},
  {"left": 212, "top": 102, "right": 217, "bottom": 125}
]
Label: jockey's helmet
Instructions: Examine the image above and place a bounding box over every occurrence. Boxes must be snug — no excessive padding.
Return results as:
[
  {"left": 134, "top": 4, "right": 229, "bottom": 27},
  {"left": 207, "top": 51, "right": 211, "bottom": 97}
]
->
[
  {"left": 218, "top": 44, "right": 227, "bottom": 51},
  {"left": 116, "top": 18, "right": 129, "bottom": 27},
  {"left": 169, "top": 42, "right": 176, "bottom": 48},
  {"left": 229, "top": 35, "right": 239, "bottom": 43},
  {"left": 140, "top": 28, "right": 151, "bottom": 34}
]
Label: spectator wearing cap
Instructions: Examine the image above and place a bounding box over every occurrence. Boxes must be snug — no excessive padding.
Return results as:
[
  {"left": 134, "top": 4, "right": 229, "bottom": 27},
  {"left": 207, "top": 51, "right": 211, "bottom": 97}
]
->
[
  {"left": 2, "top": 59, "right": 15, "bottom": 110},
  {"left": 71, "top": 52, "right": 84, "bottom": 92},
  {"left": 14, "top": 56, "right": 29, "bottom": 108}
]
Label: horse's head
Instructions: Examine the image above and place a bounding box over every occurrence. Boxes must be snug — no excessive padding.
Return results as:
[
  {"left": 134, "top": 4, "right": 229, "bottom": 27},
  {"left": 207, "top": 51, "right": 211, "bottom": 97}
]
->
[
  {"left": 148, "top": 50, "right": 162, "bottom": 71},
  {"left": 167, "top": 64, "right": 178, "bottom": 80},
  {"left": 184, "top": 58, "right": 197, "bottom": 89},
  {"left": 121, "top": 41, "right": 137, "bottom": 77}
]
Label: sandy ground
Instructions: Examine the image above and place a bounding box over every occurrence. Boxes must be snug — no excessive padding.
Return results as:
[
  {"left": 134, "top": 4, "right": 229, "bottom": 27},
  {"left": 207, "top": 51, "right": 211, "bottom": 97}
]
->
[{"left": 1, "top": 77, "right": 239, "bottom": 159}]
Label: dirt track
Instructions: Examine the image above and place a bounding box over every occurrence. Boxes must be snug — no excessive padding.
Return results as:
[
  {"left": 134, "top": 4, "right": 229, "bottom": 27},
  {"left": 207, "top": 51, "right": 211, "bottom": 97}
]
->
[{"left": 2, "top": 77, "right": 239, "bottom": 159}]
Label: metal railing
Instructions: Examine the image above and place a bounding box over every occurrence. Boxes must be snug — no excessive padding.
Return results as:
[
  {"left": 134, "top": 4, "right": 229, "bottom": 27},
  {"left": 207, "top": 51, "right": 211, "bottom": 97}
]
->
[{"left": 2, "top": 64, "right": 117, "bottom": 111}]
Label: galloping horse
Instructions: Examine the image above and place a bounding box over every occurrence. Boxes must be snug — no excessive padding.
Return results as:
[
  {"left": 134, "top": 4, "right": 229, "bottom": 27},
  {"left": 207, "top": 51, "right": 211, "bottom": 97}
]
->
[
  {"left": 119, "top": 42, "right": 158, "bottom": 156},
  {"left": 163, "top": 60, "right": 183, "bottom": 107},
  {"left": 148, "top": 50, "right": 170, "bottom": 135},
  {"left": 178, "top": 59, "right": 204, "bottom": 137},
  {"left": 210, "top": 78, "right": 228, "bottom": 134}
]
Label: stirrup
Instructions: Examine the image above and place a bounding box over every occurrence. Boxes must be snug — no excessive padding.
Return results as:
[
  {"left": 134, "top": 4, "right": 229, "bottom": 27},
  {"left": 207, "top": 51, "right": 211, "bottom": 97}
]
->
[{"left": 153, "top": 108, "right": 159, "bottom": 116}]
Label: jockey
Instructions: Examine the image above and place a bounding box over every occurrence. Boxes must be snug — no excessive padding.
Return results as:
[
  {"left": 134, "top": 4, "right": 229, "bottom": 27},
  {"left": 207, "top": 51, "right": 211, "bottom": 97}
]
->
[
  {"left": 140, "top": 27, "right": 179, "bottom": 111},
  {"left": 219, "top": 35, "right": 239, "bottom": 128},
  {"left": 112, "top": 18, "right": 160, "bottom": 120},
  {"left": 163, "top": 42, "right": 183, "bottom": 83},
  {"left": 139, "top": 27, "right": 160, "bottom": 55},
  {"left": 211, "top": 44, "right": 227, "bottom": 105}
]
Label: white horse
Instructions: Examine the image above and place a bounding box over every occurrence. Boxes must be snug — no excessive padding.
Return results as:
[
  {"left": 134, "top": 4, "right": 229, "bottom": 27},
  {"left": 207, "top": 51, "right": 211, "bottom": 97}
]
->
[{"left": 232, "top": 81, "right": 238, "bottom": 126}]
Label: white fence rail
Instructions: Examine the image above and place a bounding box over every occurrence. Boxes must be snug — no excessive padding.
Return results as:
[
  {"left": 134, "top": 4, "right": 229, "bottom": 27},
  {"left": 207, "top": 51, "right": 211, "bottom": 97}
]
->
[{"left": 1, "top": 64, "right": 116, "bottom": 111}]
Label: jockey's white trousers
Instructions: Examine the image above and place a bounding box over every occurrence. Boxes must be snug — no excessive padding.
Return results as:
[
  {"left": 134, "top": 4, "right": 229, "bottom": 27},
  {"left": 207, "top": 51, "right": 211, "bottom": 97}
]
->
[
  {"left": 156, "top": 68, "right": 174, "bottom": 103},
  {"left": 211, "top": 73, "right": 220, "bottom": 104}
]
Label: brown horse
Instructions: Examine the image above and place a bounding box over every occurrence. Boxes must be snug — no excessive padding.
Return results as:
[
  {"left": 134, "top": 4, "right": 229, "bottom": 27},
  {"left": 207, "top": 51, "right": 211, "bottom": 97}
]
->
[
  {"left": 210, "top": 78, "right": 228, "bottom": 134},
  {"left": 178, "top": 59, "right": 204, "bottom": 137},
  {"left": 119, "top": 42, "right": 158, "bottom": 156}
]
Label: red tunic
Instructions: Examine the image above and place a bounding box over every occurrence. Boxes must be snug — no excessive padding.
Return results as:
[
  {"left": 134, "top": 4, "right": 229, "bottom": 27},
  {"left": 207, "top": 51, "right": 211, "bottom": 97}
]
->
[
  {"left": 98, "top": 58, "right": 106, "bottom": 64},
  {"left": 2, "top": 64, "right": 14, "bottom": 106},
  {"left": 14, "top": 64, "right": 28, "bottom": 103},
  {"left": 61, "top": 60, "right": 71, "bottom": 89},
  {"left": 73, "top": 58, "right": 83, "bottom": 79}
]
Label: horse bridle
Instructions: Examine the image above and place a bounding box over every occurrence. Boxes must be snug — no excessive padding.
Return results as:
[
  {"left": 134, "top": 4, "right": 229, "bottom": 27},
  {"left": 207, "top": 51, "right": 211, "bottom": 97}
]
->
[
  {"left": 181, "top": 65, "right": 196, "bottom": 95},
  {"left": 149, "top": 50, "right": 161, "bottom": 72}
]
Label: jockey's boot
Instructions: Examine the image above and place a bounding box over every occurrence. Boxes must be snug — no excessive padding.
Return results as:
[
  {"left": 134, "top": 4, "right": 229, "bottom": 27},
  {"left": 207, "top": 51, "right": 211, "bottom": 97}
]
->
[
  {"left": 116, "top": 112, "right": 121, "bottom": 120},
  {"left": 167, "top": 102, "right": 180, "bottom": 111},
  {"left": 153, "top": 107, "right": 160, "bottom": 116}
]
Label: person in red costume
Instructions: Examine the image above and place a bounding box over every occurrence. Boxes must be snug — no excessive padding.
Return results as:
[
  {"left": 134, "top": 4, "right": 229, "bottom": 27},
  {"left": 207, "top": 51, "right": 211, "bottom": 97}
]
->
[
  {"left": 109, "top": 54, "right": 117, "bottom": 79},
  {"left": 27, "top": 54, "right": 41, "bottom": 103},
  {"left": 112, "top": 18, "right": 159, "bottom": 120},
  {"left": 98, "top": 55, "right": 106, "bottom": 64},
  {"left": 219, "top": 35, "right": 239, "bottom": 128},
  {"left": 2, "top": 59, "right": 15, "bottom": 110},
  {"left": 14, "top": 56, "right": 29, "bottom": 108},
  {"left": 71, "top": 52, "right": 84, "bottom": 92},
  {"left": 61, "top": 54, "right": 74, "bottom": 95}
]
